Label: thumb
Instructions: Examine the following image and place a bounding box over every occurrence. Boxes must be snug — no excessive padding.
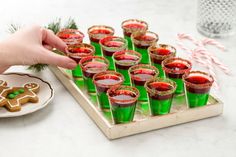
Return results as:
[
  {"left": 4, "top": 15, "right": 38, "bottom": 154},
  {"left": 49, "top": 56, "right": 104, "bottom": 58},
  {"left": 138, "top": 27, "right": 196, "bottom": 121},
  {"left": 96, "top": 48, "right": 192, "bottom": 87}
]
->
[{"left": 39, "top": 48, "right": 77, "bottom": 69}]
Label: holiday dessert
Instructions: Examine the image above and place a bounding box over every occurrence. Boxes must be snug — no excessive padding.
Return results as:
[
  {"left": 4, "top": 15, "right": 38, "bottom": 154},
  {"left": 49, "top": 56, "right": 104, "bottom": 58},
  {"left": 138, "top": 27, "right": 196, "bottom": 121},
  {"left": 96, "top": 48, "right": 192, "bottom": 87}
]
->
[{"left": 0, "top": 81, "right": 40, "bottom": 112}]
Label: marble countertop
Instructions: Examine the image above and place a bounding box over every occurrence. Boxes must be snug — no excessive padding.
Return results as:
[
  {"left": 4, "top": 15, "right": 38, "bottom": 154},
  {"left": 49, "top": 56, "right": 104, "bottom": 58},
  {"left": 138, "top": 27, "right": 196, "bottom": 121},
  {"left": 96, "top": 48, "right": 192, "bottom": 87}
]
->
[{"left": 0, "top": 0, "right": 236, "bottom": 156}]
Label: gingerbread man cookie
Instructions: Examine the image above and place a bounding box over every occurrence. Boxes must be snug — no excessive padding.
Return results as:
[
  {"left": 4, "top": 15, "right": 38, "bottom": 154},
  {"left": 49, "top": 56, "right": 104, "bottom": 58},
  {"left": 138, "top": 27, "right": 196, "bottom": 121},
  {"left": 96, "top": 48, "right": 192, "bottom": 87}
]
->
[{"left": 0, "top": 80, "right": 40, "bottom": 112}]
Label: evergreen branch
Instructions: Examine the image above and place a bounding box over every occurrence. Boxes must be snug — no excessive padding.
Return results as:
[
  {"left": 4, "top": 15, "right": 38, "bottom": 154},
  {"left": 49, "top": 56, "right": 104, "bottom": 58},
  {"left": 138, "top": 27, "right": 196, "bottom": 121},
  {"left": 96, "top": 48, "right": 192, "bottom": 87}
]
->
[
  {"left": 64, "top": 18, "right": 78, "bottom": 29},
  {"left": 8, "top": 24, "right": 21, "bottom": 33}
]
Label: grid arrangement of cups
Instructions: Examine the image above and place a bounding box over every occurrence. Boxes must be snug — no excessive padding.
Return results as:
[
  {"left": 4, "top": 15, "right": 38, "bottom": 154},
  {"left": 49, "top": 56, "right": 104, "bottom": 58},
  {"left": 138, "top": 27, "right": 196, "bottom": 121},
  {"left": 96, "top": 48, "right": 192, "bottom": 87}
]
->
[{"left": 57, "top": 19, "right": 214, "bottom": 125}]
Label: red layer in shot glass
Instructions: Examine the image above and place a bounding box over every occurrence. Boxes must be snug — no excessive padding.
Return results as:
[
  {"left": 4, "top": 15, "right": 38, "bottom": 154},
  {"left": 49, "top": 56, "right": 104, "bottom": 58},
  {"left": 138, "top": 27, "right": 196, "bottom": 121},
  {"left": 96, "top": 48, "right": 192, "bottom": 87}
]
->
[
  {"left": 57, "top": 28, "right": 84, "bottom": 45},
  {"left": 162, "top": 57, "right": 192, "bottom": 94},
  {"left": 183, "top": 71, "right": 214, "bottom": 108},
  {"left": 148, "top": 44, "right": 176, "bottom": 78},
  {"left": 88, "top": 25, "right": 114, "bottom": 56},
  {"left": 66, "top": 43, "right": 95, "bottom": 78},
  {"left": 131, "top": 31, "right": 159, "bottom": 64},
  {"left": 100, "top": 36, "right": 128, "bottom": 70},
  {"left": 121, "top": 19, "right": 148, "bottom": 50}
]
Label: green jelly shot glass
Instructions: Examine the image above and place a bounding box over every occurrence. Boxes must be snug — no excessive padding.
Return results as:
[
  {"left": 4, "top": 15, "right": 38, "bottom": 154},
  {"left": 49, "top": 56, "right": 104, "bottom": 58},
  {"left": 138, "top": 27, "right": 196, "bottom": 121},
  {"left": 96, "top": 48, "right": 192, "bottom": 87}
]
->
[
  {"left": 145, "top": 77, "right": 176, "bottom": 116},
  {"left": 93, "top": 71, "right": 124, "bottom": 111},
  {"left": 88, "top": 25, "right": 114, "bottom": 56},
  {"left": 148, "top": 44, "right": 176, "bottom": 78},
  {"left": 100, "top": 36, "right": 128, "bottom": 70},
  {"left": 183, "top": 71, "right": 214, "bottom": 108},
  {"left": 121, "top": 19, "right": 148, "bottom": 50},
  {"left": 107, "top": 85, "right": 139, "bottom": 124},
  {"left": 79, "top": 56, "right": 109, "bottom": 94},
  {"left": 113, "top": 50, "right": 141, "bottom": 85},
  {"left": 67, "top": 43, "right": 95, "bottom": 78},
  {"left": 162, "top": 57, "right": 192, "bottom": 94},
  {"left": 131, "top": 31, "right": 159, "bottom": 64},
  {"left": 57, "top": 28, "right": 84, "bottom": 46},
  {"left": 129, "top": 64, "right": 159, "bottom": 101}
]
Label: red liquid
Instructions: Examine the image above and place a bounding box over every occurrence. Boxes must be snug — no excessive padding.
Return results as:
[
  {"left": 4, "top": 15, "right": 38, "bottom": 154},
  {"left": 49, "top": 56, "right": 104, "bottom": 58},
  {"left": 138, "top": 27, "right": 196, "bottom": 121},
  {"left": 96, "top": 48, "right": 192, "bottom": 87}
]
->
[
  {"left": 109, "top": 90, "right": 137, "bottom": 107},
  {"left": 185, "top": 76, "right": 211, "bottom": 93},
  {"left": 102, "top": 41, "right": 126, "bottom": 56},
  {"left": 123, "top": 23, "right": 146, "bottom": 36},
  {"left": 89, "top": 29, "right": 113, "bottom": 42},
  {"left": 95, "top": 75, "right": 123, "bottom": 93},
  {"left": 134, "top": 35, "right": 156, "bottom": 49},
  {"left": 68, "top": 47, "right": 93, "bottom": 63},
  {"left": 148, "top": 82, "right": 174, "bottom": 100},
  {"left": 164, "top": 62, "right": 189, "bottom": 79},
  {"left": 82, "top": 62, "right": 108, "bottom": 78},
  {"left": 115, "top": 54, "right": 140, "bottom": 70},
  {"left": 130, "top": 69, "right": 156, "bottom": 85},
  {"left": 151, "top": 48, "right": 171, "bottom": 64},
  {"left": 58, "top": 33, "right": 82, "bottom": 39}
]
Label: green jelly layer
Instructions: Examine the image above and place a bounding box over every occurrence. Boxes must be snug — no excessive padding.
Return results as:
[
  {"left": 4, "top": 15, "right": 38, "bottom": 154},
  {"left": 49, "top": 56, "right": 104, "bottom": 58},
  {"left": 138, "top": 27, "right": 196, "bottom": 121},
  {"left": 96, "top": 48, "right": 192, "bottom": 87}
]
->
[
  {"left": 169, "top": 78, "right": 184, "bottom": 94},
  {"left": 111, "top": 104, "right": 136, "bottom": 124},
  {"left": 153, "top": 63, "right": 165, "bottom": 78},
  {"left": 91, "top": 41, "right": 102, "bottom": 56},
  {"left": 133, "top": 46, "right": 150, "bottom": 64},
  {"left": 186, "top": 91, "right": 209, "bottom": 108},
  {"left": 72, "top": 65, "right": 82, "bottom": 77},
  {"left": 104, "top": 56, "right": 115, "bottom": 70},
  {"left": 134, "top": 85, "right": 148, "bottom": 101},
  {"left": 148, "top": 97, "right": 173, "bottom": 115},
  {"left": 115, "top": 68, "right": 131, "bottom": 85},
  {"left": 83, "top": 77, "right": 96, "bottom": 93},
  {"left": 97, "top": 91, "right": 110, "bottom": 110},
  {"left": 124, "top": 36, "right": 133, "bottom": 50}
]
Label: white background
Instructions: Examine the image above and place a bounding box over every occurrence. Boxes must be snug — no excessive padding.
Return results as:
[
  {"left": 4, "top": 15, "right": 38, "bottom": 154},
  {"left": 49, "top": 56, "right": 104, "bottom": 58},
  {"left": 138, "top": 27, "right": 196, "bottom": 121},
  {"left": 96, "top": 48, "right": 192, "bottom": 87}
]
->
[{"left": 0, "top": 0, "right": 236, "bottom": 157}]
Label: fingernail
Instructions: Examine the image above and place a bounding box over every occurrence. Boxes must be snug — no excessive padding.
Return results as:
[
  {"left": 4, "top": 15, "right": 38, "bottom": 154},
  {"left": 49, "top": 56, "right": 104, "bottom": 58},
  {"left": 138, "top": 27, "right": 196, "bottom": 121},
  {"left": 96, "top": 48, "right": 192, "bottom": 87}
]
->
[{"left": 67, "top": 62, "right": 77, "bottom": 69}]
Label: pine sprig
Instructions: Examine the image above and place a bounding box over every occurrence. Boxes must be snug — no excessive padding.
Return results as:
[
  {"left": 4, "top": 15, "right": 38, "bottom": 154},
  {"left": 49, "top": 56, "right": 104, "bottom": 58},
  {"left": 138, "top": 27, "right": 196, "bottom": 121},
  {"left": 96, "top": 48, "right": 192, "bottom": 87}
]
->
[{"left": 64, "top": 18, "right": 78, "bottom": 30}]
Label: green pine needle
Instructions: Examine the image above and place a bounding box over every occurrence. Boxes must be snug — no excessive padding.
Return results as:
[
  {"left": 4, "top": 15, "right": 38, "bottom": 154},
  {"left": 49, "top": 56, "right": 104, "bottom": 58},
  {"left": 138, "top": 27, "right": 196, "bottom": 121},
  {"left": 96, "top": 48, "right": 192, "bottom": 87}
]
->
[
  {"left": 46, "top": 18, "right": 62, "bottom": 34},
  {"left": 64, "top": 18, "right": 78, "bottom": 29}
]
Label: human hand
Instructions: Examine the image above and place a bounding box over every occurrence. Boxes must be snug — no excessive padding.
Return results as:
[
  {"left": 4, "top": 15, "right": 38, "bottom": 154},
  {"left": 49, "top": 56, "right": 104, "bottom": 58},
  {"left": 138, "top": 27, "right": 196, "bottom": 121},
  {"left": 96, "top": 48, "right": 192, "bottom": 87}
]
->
[{"left": 0, "top": 25, "right": 77, "bottom": 72}]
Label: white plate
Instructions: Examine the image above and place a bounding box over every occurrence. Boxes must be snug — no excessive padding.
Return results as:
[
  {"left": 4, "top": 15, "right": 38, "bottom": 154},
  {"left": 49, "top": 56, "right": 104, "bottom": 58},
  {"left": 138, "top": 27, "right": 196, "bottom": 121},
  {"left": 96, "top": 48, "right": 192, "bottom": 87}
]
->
[{"left": 0, "top": 73, "right": 54, "bottom": 117}]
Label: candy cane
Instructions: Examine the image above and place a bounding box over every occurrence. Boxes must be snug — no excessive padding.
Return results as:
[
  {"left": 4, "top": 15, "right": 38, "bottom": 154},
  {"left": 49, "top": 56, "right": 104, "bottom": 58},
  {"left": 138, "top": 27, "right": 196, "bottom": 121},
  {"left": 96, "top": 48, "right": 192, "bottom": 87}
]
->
[{"left": 176, "top": 33, "right": 230, "bottom": 88}]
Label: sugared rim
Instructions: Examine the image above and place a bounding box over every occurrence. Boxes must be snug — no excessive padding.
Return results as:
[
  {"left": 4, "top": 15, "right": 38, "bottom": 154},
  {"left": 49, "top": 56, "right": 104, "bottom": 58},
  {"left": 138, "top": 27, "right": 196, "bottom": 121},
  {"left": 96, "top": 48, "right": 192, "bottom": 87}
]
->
[
  {"left": 183, "top": 71, "right": 214, "bottom": 89},
  {"left": 162, "top": 57, "right": 192, "bottom": 74},
  {"left": 112, "top": 50, "right": 142, "bottom": 66},
  {"left": 93, "top": 71, "right": 124, "bottom": 88},
  {"left": 145, "top": 77, "right": 177, "bottom": 96},
  {"left": 148, "top": 44, "right": 176, "bottom": 61},
  {"left": 57, "top": 28, "right": 85, "bottom": 39},
  {"left": 128, "top": 64, "right": 159, "bottom": 77},
  {"left": 87, "top": 25, "right": 114, "bottom": 40},
  {"left": 79, "top": 56, "right": 109, "bottom": 71},
  {"left": 66, "top": 43, "right": 95, "bottom": 58},
  {"left": 121, "top": 19, "right": 148, "bottom": 33},
  {"left": 99, "top": 36, "right": 128, "bottom": 52},
  {"left": 131, "top": 31, "right": 159, "bottom": 47},
  {"left": 107, "top": 85, "right": 140, "bottom": 104}
]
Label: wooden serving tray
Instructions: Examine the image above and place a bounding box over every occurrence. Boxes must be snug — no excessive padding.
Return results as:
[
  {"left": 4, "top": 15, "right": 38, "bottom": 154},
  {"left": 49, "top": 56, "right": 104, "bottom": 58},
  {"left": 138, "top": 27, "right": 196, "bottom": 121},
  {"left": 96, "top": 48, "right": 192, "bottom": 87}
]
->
[{"left": 49, "top": 66, "right": 223, "bottom": 140}]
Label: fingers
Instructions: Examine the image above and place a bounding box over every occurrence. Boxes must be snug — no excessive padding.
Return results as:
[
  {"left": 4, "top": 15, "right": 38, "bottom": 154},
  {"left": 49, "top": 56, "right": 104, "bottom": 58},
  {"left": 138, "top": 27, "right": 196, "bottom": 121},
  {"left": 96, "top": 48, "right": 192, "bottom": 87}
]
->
[
  {"left": 39, "top": 48, "right": 77, "bottom": 69},
  {"left": 41, "top": 28, "right": 67, "bottom": 53}
]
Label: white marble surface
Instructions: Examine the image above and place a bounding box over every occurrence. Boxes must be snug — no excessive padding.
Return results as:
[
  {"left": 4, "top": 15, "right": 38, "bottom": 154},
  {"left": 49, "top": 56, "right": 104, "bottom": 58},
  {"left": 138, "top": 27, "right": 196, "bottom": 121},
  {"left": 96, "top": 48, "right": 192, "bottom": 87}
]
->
[{"left": 0, "top": 0, "right": 236, "bottom": 157}]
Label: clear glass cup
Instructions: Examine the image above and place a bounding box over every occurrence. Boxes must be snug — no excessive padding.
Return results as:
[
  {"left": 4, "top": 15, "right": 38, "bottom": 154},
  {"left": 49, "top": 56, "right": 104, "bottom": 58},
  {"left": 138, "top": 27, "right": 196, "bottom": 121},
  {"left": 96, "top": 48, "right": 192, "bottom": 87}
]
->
[{"left": 197, "top": 0, "right": 236, "bottom": 37}]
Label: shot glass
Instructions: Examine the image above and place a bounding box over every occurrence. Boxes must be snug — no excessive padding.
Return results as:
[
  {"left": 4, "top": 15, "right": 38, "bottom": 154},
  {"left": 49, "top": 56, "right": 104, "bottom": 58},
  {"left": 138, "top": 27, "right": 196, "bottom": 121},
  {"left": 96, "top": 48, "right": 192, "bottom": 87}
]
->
[
  {"left": 129, "top": 64, "right": 159, "bottom": 101},
  {"left": 57, "top": 28, "right": 84, "bottom": 45},
  {"left": 121, "top": 19, "right": 148, "bottom": 50},
  {"left": 93, "top": 71, "right": 124, "bottom": 111},
  {"left": 148, "top": 44, "right": 176, "bottom": 78},
  {"left": 67, "top": 43, "right": 95, "bottom": 78},
  {"left": 162, "top": 57, "right": 192, "bottom": 94},
  {"left": 131, "top": 31, "right": 159, "bottom": 64},
  {"left": 145, "top": 77, "right": 176, "bottom": 116},
  {"left": 107, "top": 85, "right": 139, "bottom": 124},
  {"left": 100, "top": 36, "right": 128, "bottom": 70},
  {"left": 88, "top": 25, "right": 114, "bottom": 56},
  {"left": 113, "top": 50, "right": 141, "bottom": 85},
  {"left": 79, "top": 56, "right": 109, "bottom": 93},
  {"left": 183, "top": 71, "right": 214, "bottom": 108}
]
